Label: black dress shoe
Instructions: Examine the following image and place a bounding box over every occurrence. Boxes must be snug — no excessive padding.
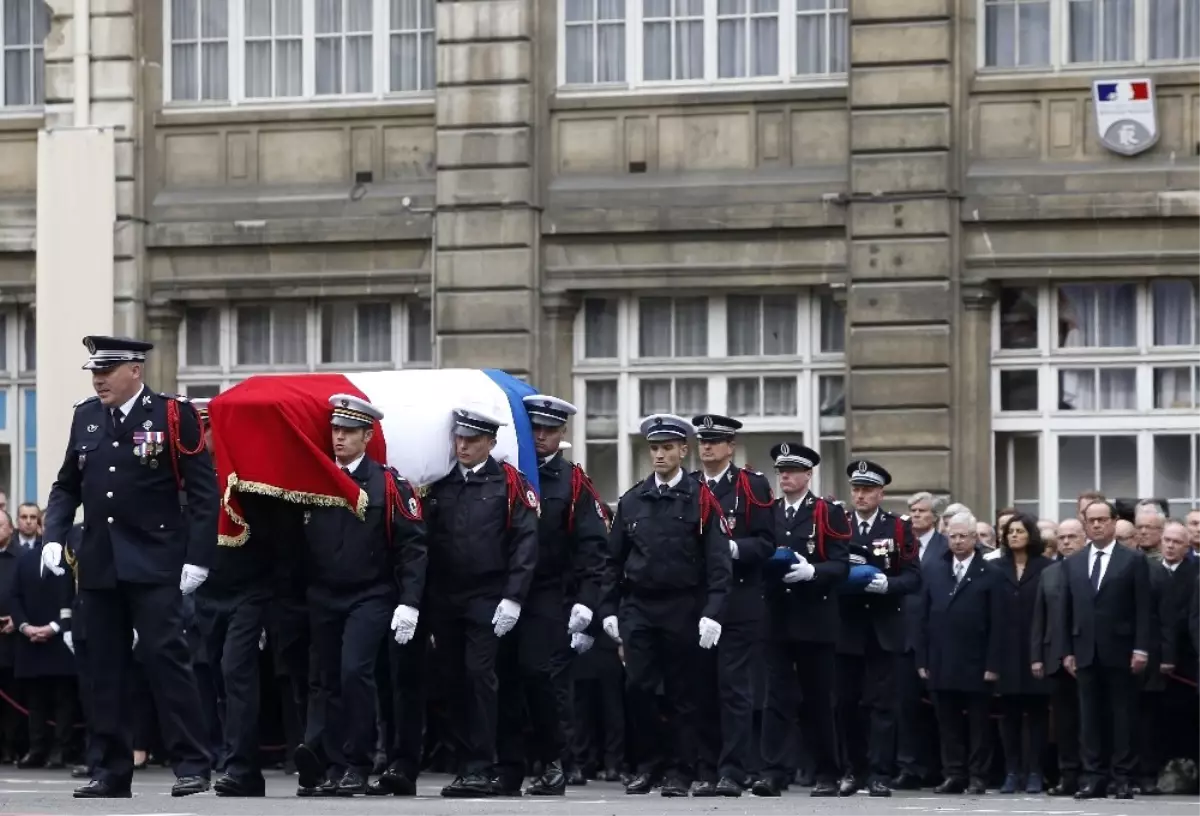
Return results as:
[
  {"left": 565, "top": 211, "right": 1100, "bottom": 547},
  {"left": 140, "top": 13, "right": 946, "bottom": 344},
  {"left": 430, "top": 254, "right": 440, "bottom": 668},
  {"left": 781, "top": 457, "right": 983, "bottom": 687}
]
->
[
  {"left": 811, "top": 781, "right": 839, "bottom": 797},
  {"left": 335, "top": 770, "right": 367, "bottom": 796},
  {"left": 369, "top": 768, "right": 416, "bottom": 796},
  {"left": 838, "top": 775, "right": 859, "bottom": 796},
  {"left": 292, "top": 744, "right": 326, "bottom": 791},
  {"left": 489, "top": 775, "right": 523, "bottom": 796},
  {"left": 1048, "top": 778, "right": 1077, "bottom": 796},
  {"left": 16, "top": 753, "right": 45, "bottom": 769},
  {"left": 599, "top": 767, "right": 621, "bottom": 782},
  {"left": 441, "top": 772, "right": 495, "bottom": 798},
  {"left": 1113, "top": 781, "right": 1134, "bottom": 799},
  {"left": 1137, "top": 778, "right": 1160, "bottom": 796},
  {"left": 869, "top": 780, "right": 893, "bottom": 797},
  {"left": 527, "top": 761, "right": 567, "bottom": 796},
  {"left": 892, "top": 771, "right": 923, "bottom": 790},
  {"left": 715, "top": 777, "right": 742, "bottom": 797},
  {"left": 297, "top": 778, "right": 338, "bottom": 798},
  {"left": 172, "top": 775, "right": 211, "bottom": 797},
  {"left": 74, "top": 779, "right": 132, "bottom": 799},
  {"left": 625, "top": 773, "right": 656, "bottom": 794},
  {"left": 934, "top": 778, "right": 967, "bottom": 794},
  {"left": 214, "top": 773, "right": 266, "bottom": 797},
  {"left": 566, "top": 766, "right": 588, "bottom": 785},
  {"left": 71, "top": 765, "right": 91, "bottom": 779},
  {"left": 966, "top": 778, "right": 987, "bottom": 795},
  {"left": 751, "top": 777, "right": 781, "bottom": 797},
  {"left": 1074, "top": 782, "right": 1106, "bottom": 799},
  {"left": 660, "top": 777, "right": 689, "bottom": 797},
  {"left": 691, "top": 780, "right": 717, "bottom": 797},
  {"left": 46, "top": 751, "right": 65, "bottom": 770}
]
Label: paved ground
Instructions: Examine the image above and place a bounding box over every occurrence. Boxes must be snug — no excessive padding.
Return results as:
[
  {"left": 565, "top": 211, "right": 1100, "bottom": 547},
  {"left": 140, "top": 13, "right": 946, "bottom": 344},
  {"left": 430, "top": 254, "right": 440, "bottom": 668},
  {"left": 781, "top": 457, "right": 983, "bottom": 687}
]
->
[{"left": 0, "top": 770, "right": 1195, "bottom": 816}]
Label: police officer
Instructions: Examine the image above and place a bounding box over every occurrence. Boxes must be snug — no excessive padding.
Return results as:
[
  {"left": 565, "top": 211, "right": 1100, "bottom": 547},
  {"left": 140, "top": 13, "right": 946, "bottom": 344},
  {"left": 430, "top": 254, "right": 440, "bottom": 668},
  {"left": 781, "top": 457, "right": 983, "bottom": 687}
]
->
[
  {"left": 425, "top": 407, "right": 539, "bottom": 798},
  {"left": 600, "top": 414, "right": 732, "bottom": 798},
  {"left": 492, "top": 395, "right": 608, "bottom": 795},
  {"left": 41, "top": 335, "right": 217, "bottom": 799},
  {"left": 292, "top": 395, "right": 428, "bottom": 797},
  {"left": 689, "top": 414, "right": 774, "bottom": 797},
  {"left": 834, "top": 460, "right": 921, "bottom": 797},
  {"left": 752, "top": 444, "right": 849, "bottom": 798}
]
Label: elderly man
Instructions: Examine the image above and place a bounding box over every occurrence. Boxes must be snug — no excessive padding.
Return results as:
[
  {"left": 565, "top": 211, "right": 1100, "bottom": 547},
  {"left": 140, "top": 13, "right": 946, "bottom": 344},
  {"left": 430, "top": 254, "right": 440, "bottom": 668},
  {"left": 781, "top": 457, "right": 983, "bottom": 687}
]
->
[
  {"left": 1115, "top": 519, "right": 1137, "bottom": 549},
  {"left": 938, "top": 503, "right": 969, "bottom": 535},
  {"left": 1134, "top": 507, "right": 1165, "bottom": 563}
]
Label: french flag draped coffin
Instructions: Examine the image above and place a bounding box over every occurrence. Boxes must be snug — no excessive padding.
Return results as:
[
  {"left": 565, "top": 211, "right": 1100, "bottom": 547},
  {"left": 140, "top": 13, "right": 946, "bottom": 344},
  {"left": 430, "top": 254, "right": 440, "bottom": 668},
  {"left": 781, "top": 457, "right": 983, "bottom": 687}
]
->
[{"left": 208, "top": 368, "right": 539, "bottom": 546}]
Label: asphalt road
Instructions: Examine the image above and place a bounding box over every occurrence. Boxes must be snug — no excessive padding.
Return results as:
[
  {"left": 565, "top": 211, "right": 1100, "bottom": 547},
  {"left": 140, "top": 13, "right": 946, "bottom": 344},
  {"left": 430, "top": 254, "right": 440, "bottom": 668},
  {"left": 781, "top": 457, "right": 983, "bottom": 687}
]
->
[{"left": 0, "top": 770, "right": 1195, "bottom": 816}]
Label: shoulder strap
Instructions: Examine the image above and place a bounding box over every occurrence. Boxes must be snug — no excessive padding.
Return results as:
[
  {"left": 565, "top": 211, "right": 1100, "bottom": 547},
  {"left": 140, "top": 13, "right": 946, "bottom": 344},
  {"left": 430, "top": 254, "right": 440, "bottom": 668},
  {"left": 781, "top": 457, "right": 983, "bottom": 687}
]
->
[
  {"left": 569, "top": 463, "right": 611, "bottom": 533},
  {"left": 502, "top": 462, "right": 540, "bottom": 528},
  {"left": 165, "top": 399, "right": 206, "bottom": 492}
]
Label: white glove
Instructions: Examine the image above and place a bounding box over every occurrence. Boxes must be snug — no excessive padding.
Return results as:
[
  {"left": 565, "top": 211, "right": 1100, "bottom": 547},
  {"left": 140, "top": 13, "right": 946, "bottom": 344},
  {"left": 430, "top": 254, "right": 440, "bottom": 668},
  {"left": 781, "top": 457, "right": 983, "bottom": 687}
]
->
[
  {"left": 63, "top": 631, "right": 74, "bottom": 654},
  {"left": 602, "top": 615, "right": 621, "bottom": 644},
  {"left": 567, "top": 603, "right": 593, "bottom": 635},
  {"left": 865, "top": 574, "right": 889, "bottom": 594},
  {"left": 492, "top": 599, "right": 521, "bottom": 637},
  {"left": 258, "top": 629, "right": 267, "bottom": 651},
  {"left": 782, "top": 560, "right": 816, "bottom": 583},
  {"left": 391, "top": 604, "right": 420, "bottom": 645},
  {"left": 570, "top": 632, "right": 595, "bottom": 654},
  {"left": 131, "top": 629, "right": 139, "bottom": 650},
  {"left": 698, "top": 617, "right": 722, "bottom": 649},
  {"left": 180, "top": 564, "right": 209, "bottom": 595},
  {"left": 729, "top": 539, "right": 739, "bottom": 559},
  {"left": 40, "top": 543, "right": 65, "bottom": 577}
]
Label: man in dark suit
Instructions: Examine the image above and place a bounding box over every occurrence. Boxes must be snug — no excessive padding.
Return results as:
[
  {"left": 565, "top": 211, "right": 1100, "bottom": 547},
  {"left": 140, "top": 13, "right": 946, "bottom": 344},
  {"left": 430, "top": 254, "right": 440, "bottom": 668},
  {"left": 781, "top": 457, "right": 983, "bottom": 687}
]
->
[
  {"left": 894, "top": 491, "right": 947, "bottom": 790},
  {"left": 916, "top": 510, "right": 1003, "bottom": 795},
  {"left": 41, "top": 336, "right": 219, "bottom": 799},
  {"left": 1061, "top": 499, "right": 1152, "bottom": 800},
  {"left": 1030, "top": 517, "right": 1084, "bottom": 795},
  {"left": 1153, "top": 520, "right": 1199, "bottom": 776}
]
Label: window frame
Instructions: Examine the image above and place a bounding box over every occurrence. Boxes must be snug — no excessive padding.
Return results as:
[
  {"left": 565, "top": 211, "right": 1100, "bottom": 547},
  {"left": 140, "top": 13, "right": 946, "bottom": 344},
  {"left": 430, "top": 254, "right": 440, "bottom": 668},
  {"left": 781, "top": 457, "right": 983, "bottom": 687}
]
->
[
  {"left": 556, "top": 0, "right": 849, "bottom": 96},
  {"left": 976, "top": 0, "right": 1200, "bottom": 73},
  {"left": 0, "top": 0, "right": 47, "bottom": 110},
  {"left": 162, "top": 0, "right": 436, "bottom": 109}
]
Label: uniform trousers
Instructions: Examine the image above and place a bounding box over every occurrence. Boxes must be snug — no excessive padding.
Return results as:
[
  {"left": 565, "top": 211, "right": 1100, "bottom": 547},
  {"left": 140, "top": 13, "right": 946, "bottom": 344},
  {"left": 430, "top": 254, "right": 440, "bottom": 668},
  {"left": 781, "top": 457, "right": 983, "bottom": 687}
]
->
[
  {"left": 196, "top": 588, "right": 270, "bottom": 782},
  {"left": 428, "top": 596, "right": 503, "bottom": 776},
  {"left": 619, "top": 592, "right": 703, "bottom": 781},
  {"left": 835, "top": 641, "right": 898, "bottom": 783},
  {"left": 696, "top": 615, "right": 761, "bottom": 784},
  {"left": 381, "top": 624, "right": 429, "bottom": 781},
  {"left": 304, "top": 584, "right": 392, "bottom": 776},
  {"left": 570, "top": 647, "right": 625, "bottom": 773},
  {"left": 761, "top": 641, "right": 839, "bottom": 785},
  {"left": 83, "top": 583, "right": 212, "bottom": 789},
  {"left": 495, "top": 590, "right": 571, "bottom": 786}
]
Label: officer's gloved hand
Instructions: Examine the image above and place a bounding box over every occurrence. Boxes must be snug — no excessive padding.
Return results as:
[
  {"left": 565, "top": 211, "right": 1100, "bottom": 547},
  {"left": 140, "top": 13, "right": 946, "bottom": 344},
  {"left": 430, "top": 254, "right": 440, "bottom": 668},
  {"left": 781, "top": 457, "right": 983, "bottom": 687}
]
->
[
  {"left": 729, "top": 539, "right": 739, "bottom": 559},
  {"left": 602, "top": 615, "right": 621, "bottom": 644},
  {"left": 698, "top": 617, "right": 722, "bottom": 650},
  {"left": 864, "top": 574, "right": 889, "bottom": 594},
  {"left": 567, "top": 603, "right": 593, "bottom": 634},
  {"left": 492, "top": 599, "right": 521, "bottom": 637},
  {"left": 258, "top": 629, "right": 267, "bottom": 651},
  {"left": 131, "top": 629, "right": 139, "bottom": 651},
  {"left": 40, "top": 543, "right": 65, "bottom": 577},
  {"left": 63, "top": 631, "right": 74, "bottom": 654},
  {"left": 391, "top": 604, "right": 420, "bottom": 645},
  {"left": 782, "top": 558, "right": 816, "bottom": 583},
  {"left": 179, "top": 564, "right": 209, "bottom": 595},
  {"left": 570, "top": 632, "right": 594, "bottom": 654}
]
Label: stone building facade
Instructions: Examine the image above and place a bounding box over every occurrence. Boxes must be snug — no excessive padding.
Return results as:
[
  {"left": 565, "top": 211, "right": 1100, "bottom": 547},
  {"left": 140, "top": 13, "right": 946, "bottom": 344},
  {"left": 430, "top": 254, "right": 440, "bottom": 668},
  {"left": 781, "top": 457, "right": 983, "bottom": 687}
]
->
[{"left": 0, "top": 0, "right": 1196, "bottom": 515}]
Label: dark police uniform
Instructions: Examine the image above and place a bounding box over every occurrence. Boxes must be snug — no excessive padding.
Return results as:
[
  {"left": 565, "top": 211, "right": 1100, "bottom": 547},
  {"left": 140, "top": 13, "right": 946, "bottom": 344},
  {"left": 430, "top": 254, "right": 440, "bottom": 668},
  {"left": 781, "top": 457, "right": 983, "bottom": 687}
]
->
[
  {"left": 424, "top": 407, "right": 539, "bottom": 798},
  {"left": 600, "top": 413, "right": 732, "bottom": 797},
  {"left": 42, "top": 336, "right": 217, "bottom": 799},
  {"left": 753, "top": 443, "right": 850, "bottom": 798},
  {"left": 293, "top": 394, "right": 428, "bottom": 797},
  {"left": 494, "top": 395, "right": 608, "bottom": 796},
  {"left": 834, "top": 460, "right": 921, "bottom": 797},
  {"left": 689, "top": 414, "right": 775, "bottom": 797}
]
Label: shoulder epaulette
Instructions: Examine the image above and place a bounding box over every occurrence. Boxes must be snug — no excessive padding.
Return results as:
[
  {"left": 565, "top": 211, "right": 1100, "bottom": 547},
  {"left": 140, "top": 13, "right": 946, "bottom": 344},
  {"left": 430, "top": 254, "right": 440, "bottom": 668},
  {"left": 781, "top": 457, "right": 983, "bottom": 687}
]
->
[
  {"left": 73, "top": 395, "right": 100, "bottom": 408},
  {"left": 160, "top": 392, "right": 189, "bottom": 402},
  {"left": 900, "top": 514, "right": 910, "bottom": 522}
]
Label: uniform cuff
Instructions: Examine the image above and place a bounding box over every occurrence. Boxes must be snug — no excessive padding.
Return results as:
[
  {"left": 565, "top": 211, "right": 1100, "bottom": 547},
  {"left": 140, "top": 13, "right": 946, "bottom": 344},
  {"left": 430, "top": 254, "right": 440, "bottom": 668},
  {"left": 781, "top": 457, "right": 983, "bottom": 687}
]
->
[{"left": 49, "top": 622, "right": 61, "bottom": 634}]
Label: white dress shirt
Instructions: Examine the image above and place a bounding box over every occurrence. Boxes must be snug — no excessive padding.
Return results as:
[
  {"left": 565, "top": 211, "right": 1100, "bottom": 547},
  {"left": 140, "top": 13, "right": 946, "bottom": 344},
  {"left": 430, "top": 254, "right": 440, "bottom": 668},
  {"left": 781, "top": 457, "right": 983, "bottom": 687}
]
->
[
  {"left": 458, "top": 460, "right": 487, "bottom": 480},
  {"left": 854, "top": 511, "right": 879, "bottom": 536},
  {"left": 918, "top": 528, "right": 935, "bottom": 560},
  {"left": 655, "top": 469, "right": 684, "bottom": 490},
  {"left": 339, "top": 453, "right": 366, "bottom": 475},
  {"left": 953, "top": 551, "right": 975, "bottom": 583},
  {"left": 1088, "top": 541, "right": 1116, "bottom": 588}
]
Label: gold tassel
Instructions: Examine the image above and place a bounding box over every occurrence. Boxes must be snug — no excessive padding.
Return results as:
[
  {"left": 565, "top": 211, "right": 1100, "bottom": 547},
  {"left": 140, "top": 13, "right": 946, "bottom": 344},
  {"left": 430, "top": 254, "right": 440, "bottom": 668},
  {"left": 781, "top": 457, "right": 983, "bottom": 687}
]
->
[{"left": 218, "top": 471, "right": 368, "bottom": 547}]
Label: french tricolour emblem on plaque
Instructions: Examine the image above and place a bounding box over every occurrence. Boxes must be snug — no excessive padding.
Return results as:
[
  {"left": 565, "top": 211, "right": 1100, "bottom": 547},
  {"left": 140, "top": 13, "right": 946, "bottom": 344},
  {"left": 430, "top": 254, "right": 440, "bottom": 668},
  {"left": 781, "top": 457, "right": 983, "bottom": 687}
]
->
[{"left": 1092, "top": 78, "right": 1158, "bottom": 157}]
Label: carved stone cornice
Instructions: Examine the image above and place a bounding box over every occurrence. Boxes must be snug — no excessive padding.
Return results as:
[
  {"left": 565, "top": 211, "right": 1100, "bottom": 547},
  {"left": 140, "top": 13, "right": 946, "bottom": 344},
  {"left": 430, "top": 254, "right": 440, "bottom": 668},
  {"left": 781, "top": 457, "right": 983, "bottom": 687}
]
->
[{"left": 960, "top": 281, "right": 999, "bottom": 311}]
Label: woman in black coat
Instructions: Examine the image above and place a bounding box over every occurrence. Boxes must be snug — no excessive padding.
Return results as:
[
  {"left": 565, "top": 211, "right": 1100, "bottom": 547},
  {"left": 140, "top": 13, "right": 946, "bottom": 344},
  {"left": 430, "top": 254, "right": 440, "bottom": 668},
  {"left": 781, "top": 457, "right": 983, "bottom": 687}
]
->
[{"left": 990, "top": 514, "right": 1051, "bottom": 794}]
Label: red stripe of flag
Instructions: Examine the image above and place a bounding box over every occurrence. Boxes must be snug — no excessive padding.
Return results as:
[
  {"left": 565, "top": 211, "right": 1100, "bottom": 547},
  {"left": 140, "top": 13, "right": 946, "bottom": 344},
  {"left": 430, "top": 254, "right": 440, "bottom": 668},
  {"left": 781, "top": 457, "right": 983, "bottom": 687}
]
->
[{"left": 1129, "top": 81, "right": 1149, "bottom": 100}]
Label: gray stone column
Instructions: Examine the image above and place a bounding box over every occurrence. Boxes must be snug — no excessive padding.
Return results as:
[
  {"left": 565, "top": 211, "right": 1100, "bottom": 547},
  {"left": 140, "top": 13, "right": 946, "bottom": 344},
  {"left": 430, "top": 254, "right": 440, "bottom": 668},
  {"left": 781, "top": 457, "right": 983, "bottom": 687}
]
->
[
  {"left": 955, "top": 282, "right": 997, "bottom": 515},
  {"left": 145, "top": 300, "right": 182, "bottom": 394},
  {"left": 434, "top": 1, "right": 538, "bottom": 376},
  {"left": 540, "top": 293, "right": 580, "bottom": 401},
  {"left": 845, "top": 0, "right": 957, "bottom": 501}
]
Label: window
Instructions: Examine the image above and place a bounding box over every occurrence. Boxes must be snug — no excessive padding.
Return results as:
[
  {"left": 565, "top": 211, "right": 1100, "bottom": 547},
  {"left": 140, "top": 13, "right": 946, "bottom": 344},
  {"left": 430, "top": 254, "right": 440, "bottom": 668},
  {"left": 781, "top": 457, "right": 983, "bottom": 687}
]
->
[
  {"left": 19, "top": 308, "right": 33, "bottom": 372},
  {"left": 818, "top": 292, "right": 844, "bottom": 353},
  {"left": 1153, "top": 433, "right": 1200, "bottom": 510},
  {"left": 992, "top": 280, "right": 1200, "bottom": 519},
  {"left": 179, "top": 299, "right": 430, "bottom": 392},
  {"left": 1, "top": 0, "right": 48, "bottom": 107},
  {"left": 165, "top": 0, "right": 436, "bottom": 105},
  {"left": 558, "top": 0, "right": 847, "bottom": 91},
  {"left": 981, "top": 0, "right": 1200, "bottom": 69},
  {"left": 574, "top": 292, "right": 845, "bottom": 498}
]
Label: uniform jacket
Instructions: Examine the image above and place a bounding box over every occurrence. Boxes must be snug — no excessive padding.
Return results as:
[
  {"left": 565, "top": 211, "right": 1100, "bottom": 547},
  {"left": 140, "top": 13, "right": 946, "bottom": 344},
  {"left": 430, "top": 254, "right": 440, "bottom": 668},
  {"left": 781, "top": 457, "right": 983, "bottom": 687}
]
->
[
  {"left": 1060, "top": 543, "right": 1152, "bottom": 670},
  {"left": 837, "top": 509, "right": 921, "bottom": 656},
  {"left": 693, "top": 465, "right": 775, "bottom": 623},
  {"left": 916, "top": 549, "right": 1004, "bottom": 694},
  {"left": 991, "top": 552, "right": 1051, "bottom": 696},
  {"left": 42, "top": 387, "right": 218, "bottom": 589},
  {"left": 601, "top": 473, "right": 732, "bottom": 623},
  {"left": 763, "top": 492, "right": 849, "bottom": 643},
  {"left": 303, "top": 456, "right": 427, "bottom": 605},
  {"left": 200, "top": 490, "right": 280, "bottom": 596},
  {"left": 1029, "top": 560, "right": 1070, "bottom": 675},
  {"left": 905, "top": 530, "right": 949, "bottom": 652},
  {"left": 425, "top": 456, "right": 539, "bottom": 607},
  {"left": 533, "top": 453, "right": 608, "bottom": 612},
  {"left": 10, "top": 542, "right": 75, "bottom": 678}
]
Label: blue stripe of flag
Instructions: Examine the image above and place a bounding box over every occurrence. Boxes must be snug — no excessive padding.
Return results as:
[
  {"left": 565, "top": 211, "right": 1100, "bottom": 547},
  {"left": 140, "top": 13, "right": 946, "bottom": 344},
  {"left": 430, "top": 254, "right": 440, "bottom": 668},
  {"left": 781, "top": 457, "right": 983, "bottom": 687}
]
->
[{"left": 482, "top": 368, "right": 541, "bottom": 497}]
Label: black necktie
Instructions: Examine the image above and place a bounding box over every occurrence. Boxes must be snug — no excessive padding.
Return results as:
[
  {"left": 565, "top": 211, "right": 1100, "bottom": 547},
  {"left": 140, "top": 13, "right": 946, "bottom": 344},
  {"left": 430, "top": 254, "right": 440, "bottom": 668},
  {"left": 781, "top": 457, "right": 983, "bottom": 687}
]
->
[
  {"left": 785, "top": 506, "right": 795, "bottom": 521},
  {"left": 110, "top": 408, "right": 123, "bottom": 432},
  {"left": 342, "top": 467, "right": 351, "bottom": 477},
  {"left": 1090, "top": 549, "right": 1105, "bottom": 591},
  {"left": 658, "top": 483, "right": 670, "bottom": 495},
  {"left": 708, "top": 479, "right": 718, "bottom": 492},
  {"left": 859, "top": 521, "right": 869, "bottom": 537}
]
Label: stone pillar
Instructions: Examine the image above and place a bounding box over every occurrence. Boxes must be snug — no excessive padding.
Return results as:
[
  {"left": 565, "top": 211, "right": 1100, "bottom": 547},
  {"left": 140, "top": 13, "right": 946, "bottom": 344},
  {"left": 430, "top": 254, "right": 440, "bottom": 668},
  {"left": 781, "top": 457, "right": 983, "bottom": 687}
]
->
[
  {"left": 434, "top": 1, "right": 538, "bottom": 376},
  {"left": 845, "top": 0, "right": 957, "bottom": 504},
  {"left": 145, "top": 300, "right": 182, "bottom": 395},
  {"left": 540, "top": 293, "right": 579, "bottom": 401},
  {"left": 956, "top": 282, "right": 997, "bottom": 515}
]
